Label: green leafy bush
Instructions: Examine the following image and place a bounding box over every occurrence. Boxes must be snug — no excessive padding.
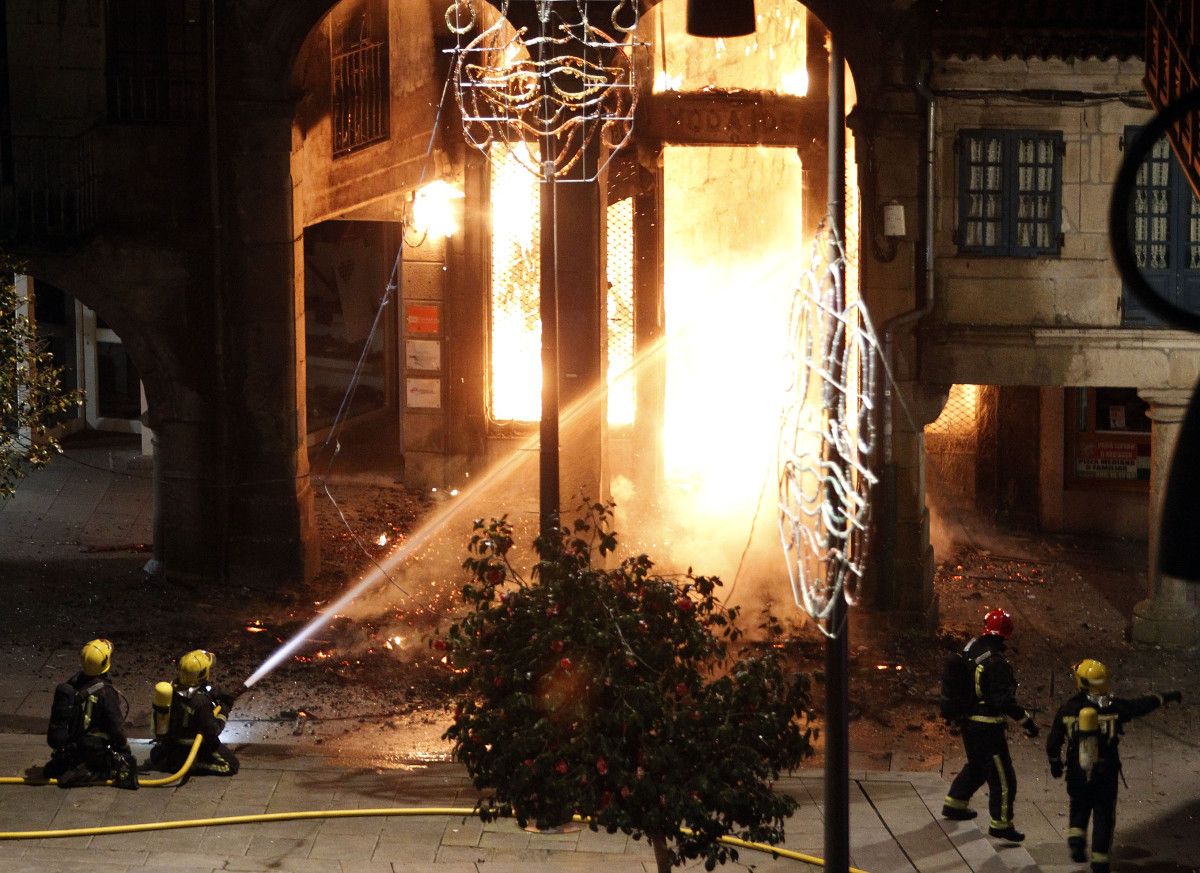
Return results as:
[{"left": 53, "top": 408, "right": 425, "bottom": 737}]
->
[{"left": 442, "top": 502, "right": 813, "bottom": 872}]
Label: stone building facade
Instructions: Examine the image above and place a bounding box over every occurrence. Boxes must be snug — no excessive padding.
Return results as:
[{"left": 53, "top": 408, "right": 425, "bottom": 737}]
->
[{"left": 4, "top": 0, "right": 1197, "bottom": 643}]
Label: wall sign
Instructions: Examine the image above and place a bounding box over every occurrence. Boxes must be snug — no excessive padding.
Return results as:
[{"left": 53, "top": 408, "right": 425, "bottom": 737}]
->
[
  {"left": 405, "top": 302, "right": 441, "bottom": 336},
  {"left": 406, "top": 377, "right": 442, "bottom": 409},
  {"left": 405, "top": 339, "right": 441, "bottom": 372}
]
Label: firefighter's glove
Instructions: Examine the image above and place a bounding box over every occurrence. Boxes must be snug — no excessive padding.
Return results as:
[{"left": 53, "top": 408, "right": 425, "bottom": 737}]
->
[
  {"left": 1164, "top": 690, "right": 1183, "bottom": 705},
  {"left": 1021, "top": 717, "right": 1039, "bottom": 739},
  {"left": 1049, "top": 758, "right": 1064, "bottom": 779}
]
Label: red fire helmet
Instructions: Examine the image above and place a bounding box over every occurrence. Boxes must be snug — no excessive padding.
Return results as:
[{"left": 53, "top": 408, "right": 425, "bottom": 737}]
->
[{"left": 982, "top": 608, "right": 1014, "bottom": 639}]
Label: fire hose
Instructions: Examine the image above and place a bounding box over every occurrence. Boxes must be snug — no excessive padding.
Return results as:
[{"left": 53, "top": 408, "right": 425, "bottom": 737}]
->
[
  {"left": 0, "top": 805, "right": 869, "bottom": 871},
  {"left": 0, "top": 733, "right": 203, "bottom": 788}
]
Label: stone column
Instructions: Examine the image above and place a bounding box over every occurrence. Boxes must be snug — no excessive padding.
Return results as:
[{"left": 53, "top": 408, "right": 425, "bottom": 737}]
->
[
  {"left": 877, "top": 380, "right": 948, "bottom": 628},
  {"left": 1132, "top": 388, "right": 1199, "bottom": 647}
]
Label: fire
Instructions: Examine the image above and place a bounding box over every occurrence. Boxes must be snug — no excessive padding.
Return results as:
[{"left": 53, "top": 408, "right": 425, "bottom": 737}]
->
[
  {"left": 245, "top": 620, "right": 267, "bottom": 633},
  {"left": 489, "top": 142, "right": 542, "bottom": 423},
  {"left": 649, "top": 0, "right": 807, "bottom": 95},
  {"left": 376, "top": 533, "right": 389, "bottom": 547},
  {"left": 661, "top": 144, "right": 804, "bottom": 515}
]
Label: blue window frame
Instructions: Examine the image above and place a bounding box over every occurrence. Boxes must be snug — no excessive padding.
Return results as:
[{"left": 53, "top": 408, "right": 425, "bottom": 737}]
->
[
  {"left": 956, "top": 129, "right": 1063, "bottom": 257},
  {"left": 1122, "top": 126, "right": 1200, "bottom": 326}
]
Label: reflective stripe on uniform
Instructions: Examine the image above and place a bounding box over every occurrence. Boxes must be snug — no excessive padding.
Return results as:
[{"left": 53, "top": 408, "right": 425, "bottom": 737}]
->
[
  {"left": 969, "top": 715, "right": 1005, "bottom": 724},
  {"left": 990, "top": 818, "right": 1011, "bottom": 829},
  {"left": 943, "top": 795, "right": 969, "bottom": 809},
  {"left": 993, "top": 754, "right": 1010, "bottom": 823},
  {"left": 975, "top": 664, "right": 986, "bottom": 700},
  {"left": 1067, "top": 827, "right": 1086, "bottom": 838},
  {"left": 1092, "top": 852, "right": 1108, "bottom": 862}
]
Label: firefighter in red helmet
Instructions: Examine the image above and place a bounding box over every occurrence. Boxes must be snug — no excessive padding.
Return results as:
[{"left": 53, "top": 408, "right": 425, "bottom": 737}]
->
[{"left": 941, "top": 608, "right": 1039, "bottom": 842}]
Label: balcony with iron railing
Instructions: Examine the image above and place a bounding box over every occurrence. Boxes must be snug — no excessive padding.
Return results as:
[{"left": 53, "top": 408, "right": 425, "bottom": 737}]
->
[
  {"left": 331, "top": 39, "right": 390, "bottom": 157},
  {"left": 107, "top": 71, "right": 204, "bottom": 124},
  {"left": 1147, "top": 0, "right": 1200, "bottom": 197}
]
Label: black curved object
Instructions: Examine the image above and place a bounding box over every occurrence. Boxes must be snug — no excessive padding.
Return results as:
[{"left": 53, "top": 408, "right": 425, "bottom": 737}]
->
[
  {"left": 1109, "top": 87, "right": 1200, "bottom": 332},
  {"left": 1109, "top": 87, "right": 1200, "bottom": 583}
]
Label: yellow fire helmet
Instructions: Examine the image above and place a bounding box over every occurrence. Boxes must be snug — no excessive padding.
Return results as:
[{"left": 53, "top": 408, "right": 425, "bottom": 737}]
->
[
  {"left": 177, "top": 649, "right": 216, "bottom": 686},
  {"left": 1073, "top": 658, "right": 1110, "bottom": 695},
  {"left": 80, "top": 639, "right": 113, "bottom": 676}
]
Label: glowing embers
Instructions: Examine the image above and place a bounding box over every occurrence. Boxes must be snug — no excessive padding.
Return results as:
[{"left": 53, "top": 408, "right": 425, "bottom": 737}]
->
[
  {"left": 777, "top": 223, "right": 881, "bottom": 636},
  {"left": 445, "top": 0, "right": 645, "bottom": 182},
  {"left": 489, "top": 142, "right": 542, "bottom": 422}
]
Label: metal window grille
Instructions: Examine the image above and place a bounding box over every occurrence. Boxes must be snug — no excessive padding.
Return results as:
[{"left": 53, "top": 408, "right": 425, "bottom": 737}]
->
[
  {"left": 924, "top": 383, "right": 982, "bottom": 510},
  {"left": 0, "top": 134, "right": 99, "bottom": 242},
  {"left": 606, "top": 196, "right": 635, "bottom": 427},
  {"left": 106, "top": 0, "right": 205, "bottom": 123},
  {"left": 331, "top": 0, "right": 389, "bottom": 157},
  {"left": 962, "top": 133, "right": 1004, "bottom": 250},
  {"left": 957, "top": 129, "right": 1062, "bottom": 257},
  {"left": 1122, "top": 124, "right": 1200, "bottom": 325},
  {"left": 488, "top": 143, "right": 542, "bottom": 422},
  {"left": 925, "top": 383, "right": 981, "bottom": 455},
  {"left": 1133, "top": 135, "right": 1172, "bottom": 271}
]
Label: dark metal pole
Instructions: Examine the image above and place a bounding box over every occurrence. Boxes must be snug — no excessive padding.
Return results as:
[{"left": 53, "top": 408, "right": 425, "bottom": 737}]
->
[
  {"left": 539, "top": 168, "right": 561, "bottom": 538},
  {"left": 824, "top": 30, "right": 851, "bottom": 873}
]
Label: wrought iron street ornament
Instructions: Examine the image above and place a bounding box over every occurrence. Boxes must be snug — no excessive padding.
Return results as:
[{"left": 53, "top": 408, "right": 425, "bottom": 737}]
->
[
  {"left": 445, "top": 0, "right": 644, "bottom": 182},
  {"left": 777, "top": 223, "right": 881, "bottom": 637}
]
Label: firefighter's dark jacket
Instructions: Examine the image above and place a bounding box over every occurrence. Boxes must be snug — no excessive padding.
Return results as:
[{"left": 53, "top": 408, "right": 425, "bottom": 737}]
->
[
  {"left": 50, "top": 672, "right": 128, "bottom": 750},
  {"left": 964, "top": 635, "right": 1030, "bottom": 723},
  {"left": 1046, "top": 690, "right": 1163, "bottom": 783},
  {"left": 169, "top": 684, "right": 232, "bottom": 743}
]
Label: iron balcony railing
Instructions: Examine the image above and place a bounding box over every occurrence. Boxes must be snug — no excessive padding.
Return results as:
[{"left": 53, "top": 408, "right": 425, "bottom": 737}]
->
[
  {"left": 0, "top": 132, "right": 99, "bottom": 243},
  {"left": 332, "top": 39, "right": 390, "bottom": 157},
  {"left": 108, "top": 71, "right": 204, "bottom": 123},
  {"left": 1147, "top": 0, "right": 1200, "bottom": 198}
]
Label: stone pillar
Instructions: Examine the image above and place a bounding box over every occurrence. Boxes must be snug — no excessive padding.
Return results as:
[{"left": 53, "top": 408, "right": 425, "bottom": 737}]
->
[
  {"left": 880, "top": 380, "right": 947, "bottom": 627},
  {"left": 1131, "top": 388, "right": 1199, "bottom": 647},
  {"left": 215, "top": 72, "right": 318, "bottom": 586},
  {"left": 545, "top": 174, "right": 606, "bottom": 513}
]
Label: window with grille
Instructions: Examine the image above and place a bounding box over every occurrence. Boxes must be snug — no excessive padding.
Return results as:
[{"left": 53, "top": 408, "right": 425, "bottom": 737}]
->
[
  {"left": 956, "top": 129, "right": 1062, "bottom": 257},
  {"left": 330, "top": 0, "right": 390, "bottom": 157},
  {"left": 1122, "top": 125, "right": 1200, "bottom": 325},
  {"left": 106, "top": 0, "right": 205, "bottom": 123}
]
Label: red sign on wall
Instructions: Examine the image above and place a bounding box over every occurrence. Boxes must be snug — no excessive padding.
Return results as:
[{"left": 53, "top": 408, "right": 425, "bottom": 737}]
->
[{"left": 405, "top": 303, "right": 441, "bottom": 336}]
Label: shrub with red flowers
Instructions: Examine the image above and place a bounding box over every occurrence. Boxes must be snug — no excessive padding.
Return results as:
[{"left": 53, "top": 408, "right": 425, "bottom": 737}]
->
[{"left": 441, "top": 502, "right": 813, "bottom": 872}]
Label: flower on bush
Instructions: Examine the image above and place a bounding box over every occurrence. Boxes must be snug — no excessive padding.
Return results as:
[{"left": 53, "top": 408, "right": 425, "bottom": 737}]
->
[{"left": 442, "top": 502, "right": 813, "bottom": 872}]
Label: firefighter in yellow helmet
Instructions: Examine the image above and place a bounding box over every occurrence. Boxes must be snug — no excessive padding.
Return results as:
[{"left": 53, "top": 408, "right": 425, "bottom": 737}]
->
[
  {"left": 1046, "top": 659, "right": 1181, "bottom": 873},
  {"left": 42, "top": 639, "right": 138, "bottom": 788},
  {"left": 148, "top": 649, "right": 241, "bottom": 777}
]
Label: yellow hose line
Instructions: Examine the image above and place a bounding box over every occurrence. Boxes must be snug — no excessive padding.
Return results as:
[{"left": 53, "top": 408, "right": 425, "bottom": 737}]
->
[
  {"left": 137, "top": 735, "right": 203, "bottom": 787},
  {"left": 0, "top": 735, "right": 203, "bottom": 788},
  {"left": 0, "top": 804, "right": 867, "bottom": 869}
]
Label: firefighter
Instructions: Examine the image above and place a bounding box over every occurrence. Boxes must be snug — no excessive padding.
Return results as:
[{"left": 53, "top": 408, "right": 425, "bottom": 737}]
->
[
  {"left": 149, "top": 649, "right": 240, "bottom": 777},
  {"left": 941, "top": 608, "right": 1039, "bottom": 842},
  {"left": 42, "top": 639, "right": 138, "bottom": 788},
  {"left": 1046, "top": 659, "right": 1181, "bottom": 873}
]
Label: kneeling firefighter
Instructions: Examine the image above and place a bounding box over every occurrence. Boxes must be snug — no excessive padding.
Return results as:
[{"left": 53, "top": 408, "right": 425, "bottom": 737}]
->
[
  {"left": 149, "top": 649, "right": 241, "bottom": 777},
  {"left": 43, "top": 639, "right": 138, "bottom": 789},
  {"left": 1047, "top": 659, "right": 1181, "bottom": 873}
]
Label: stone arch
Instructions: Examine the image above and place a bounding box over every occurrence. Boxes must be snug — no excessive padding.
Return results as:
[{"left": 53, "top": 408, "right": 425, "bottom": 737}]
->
[{"left": 23, "top": 255, "right": 191, "bottom": 433}]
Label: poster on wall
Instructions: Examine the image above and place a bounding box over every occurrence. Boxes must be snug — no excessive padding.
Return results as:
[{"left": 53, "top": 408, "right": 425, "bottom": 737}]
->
[
  {"left": 405, "top": 339, "right": 441, "bottom": 372},
  {"left": 1075, "top": 439, "right": 1148, "bottom": 481},
  {"left": 405, "top": 302, "right": 441, "bottom": 336},
  {"left": 406, "top": 377, "right": 441, "bottom": 409}
]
